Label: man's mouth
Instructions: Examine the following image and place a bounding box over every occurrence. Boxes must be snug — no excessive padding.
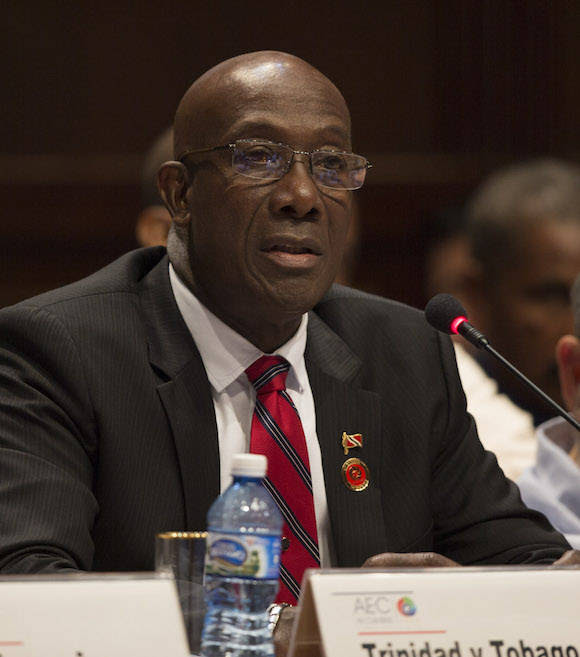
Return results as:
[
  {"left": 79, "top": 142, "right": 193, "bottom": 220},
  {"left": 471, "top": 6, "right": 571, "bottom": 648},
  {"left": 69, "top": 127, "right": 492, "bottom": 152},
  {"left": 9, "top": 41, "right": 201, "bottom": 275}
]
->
[
  {"left": 261, "top": 239, "right": 322, "bottom": 268},
  {"left": 268, "top": 244, "right": 317, "bottom": 255}
]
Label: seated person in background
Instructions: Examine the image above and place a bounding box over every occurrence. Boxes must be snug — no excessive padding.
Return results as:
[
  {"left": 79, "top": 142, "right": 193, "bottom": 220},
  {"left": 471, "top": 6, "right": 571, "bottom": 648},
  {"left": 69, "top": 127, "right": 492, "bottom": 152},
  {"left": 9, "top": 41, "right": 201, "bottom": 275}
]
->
[
  {"left": 135, "top": 126, "right": 173, "bottom": 248},
  {"left": 424, "top": 204, "right": 472, "bottom": 303},
  {"left": 0, "top": 51, "right": 577, "bottom": 649},
  {"left": 454, "top": 341, "right": 536, "bottom": 480},
  {"left": 518, "top": 273, "right": 580, "bottom": 548},
  {"left": 424, "top": 204, "right": 535, "bottom": 480},
  {"left": 462, "top": 160, "right": 580, "bottom": 429}
]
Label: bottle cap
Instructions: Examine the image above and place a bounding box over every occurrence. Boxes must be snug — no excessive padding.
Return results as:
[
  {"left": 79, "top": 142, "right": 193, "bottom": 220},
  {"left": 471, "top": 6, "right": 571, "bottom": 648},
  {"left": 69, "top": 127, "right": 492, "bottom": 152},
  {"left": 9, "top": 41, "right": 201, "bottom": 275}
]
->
[{"left": 231, "top": 453, "right": 267, "bottom": 478}]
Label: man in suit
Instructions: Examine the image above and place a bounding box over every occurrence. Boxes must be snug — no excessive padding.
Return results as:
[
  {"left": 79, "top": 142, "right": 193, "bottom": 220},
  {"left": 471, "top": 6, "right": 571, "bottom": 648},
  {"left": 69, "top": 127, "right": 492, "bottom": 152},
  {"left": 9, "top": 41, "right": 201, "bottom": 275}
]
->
[{"left": 0, "top": 51, "right": 576, "bottom": 647}]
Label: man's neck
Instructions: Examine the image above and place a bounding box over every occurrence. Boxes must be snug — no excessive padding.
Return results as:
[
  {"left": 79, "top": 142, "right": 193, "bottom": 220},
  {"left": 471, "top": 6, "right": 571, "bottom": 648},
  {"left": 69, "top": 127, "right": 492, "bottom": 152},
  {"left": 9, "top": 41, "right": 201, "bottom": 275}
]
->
[
  {"left": 218, "top": 312, "right": 304, "bottom": 354},
  {"left": 169, "top": 262, "right": 305, "bottom": 354}
]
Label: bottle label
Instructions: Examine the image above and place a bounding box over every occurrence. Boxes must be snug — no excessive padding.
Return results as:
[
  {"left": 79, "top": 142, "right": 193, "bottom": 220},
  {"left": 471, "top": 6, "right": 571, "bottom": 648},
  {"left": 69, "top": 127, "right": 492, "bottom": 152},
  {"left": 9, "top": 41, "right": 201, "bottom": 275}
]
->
[{"left": 205, "top": 530, "right": 281, "bottom": 580}]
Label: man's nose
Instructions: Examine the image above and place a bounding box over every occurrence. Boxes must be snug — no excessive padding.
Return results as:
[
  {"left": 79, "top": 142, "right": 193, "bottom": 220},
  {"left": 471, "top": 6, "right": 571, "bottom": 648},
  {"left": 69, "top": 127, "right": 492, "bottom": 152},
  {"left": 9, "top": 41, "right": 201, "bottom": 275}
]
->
[{"left": 268, "top": 156, "right": 322, "bottom": 220}]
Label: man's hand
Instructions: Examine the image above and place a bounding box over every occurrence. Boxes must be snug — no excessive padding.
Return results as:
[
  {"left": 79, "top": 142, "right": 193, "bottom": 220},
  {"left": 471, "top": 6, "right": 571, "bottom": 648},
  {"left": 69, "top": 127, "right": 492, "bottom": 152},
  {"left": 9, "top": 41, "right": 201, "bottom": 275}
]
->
[
  {"left": 273, "top": 605, "right": 298, "bottom": 657},
  {"left": 552, "top": 549, "right": 580, "bottom": 566},
  {"left": 362, "top": 552, "right": 459, "bottom": 568}
]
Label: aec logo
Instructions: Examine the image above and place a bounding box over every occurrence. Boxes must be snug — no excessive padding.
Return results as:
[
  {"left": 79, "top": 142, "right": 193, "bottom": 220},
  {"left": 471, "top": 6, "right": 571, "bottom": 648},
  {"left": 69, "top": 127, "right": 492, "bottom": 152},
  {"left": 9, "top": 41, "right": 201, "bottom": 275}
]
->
[{"left": 397, "top": 596, "right": 417, "bottom": 616}]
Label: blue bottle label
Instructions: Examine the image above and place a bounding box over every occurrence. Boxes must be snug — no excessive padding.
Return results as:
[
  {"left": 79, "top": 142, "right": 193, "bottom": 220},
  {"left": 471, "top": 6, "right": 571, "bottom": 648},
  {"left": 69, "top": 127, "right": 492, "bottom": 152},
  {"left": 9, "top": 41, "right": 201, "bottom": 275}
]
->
[{"left": 205, "top": 530, "right": 281, "bottom": 579}]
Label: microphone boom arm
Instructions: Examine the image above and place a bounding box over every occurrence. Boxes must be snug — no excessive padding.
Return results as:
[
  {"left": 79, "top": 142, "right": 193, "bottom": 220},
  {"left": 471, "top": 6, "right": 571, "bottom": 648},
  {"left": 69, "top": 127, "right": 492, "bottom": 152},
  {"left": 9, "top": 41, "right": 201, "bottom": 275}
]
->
[
  {"left": 424, "top": 293, "right": 580, "bottom": 434},
  {"left": 458, "top": 321, "right": 580, "bottom": 434}
]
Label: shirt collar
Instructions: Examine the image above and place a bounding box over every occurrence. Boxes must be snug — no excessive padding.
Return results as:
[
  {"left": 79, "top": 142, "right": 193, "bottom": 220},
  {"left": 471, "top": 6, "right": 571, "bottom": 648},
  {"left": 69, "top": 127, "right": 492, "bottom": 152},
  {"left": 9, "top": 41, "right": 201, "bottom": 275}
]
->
[
  {"left": 539, "top": 416, "right": 578, "bottom": 455},
  {"left": 536, "top": 417, "right": 580, "bottom": 509},
  {"left": 169, "top": 263, "right": 308, "bottom": 393}
]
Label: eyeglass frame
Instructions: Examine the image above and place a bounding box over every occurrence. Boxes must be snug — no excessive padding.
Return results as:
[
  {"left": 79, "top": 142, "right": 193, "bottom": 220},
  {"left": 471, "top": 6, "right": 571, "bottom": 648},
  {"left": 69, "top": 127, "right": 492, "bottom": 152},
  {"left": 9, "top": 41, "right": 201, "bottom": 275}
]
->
[{"left": 177, "top": 138, "right": 372, "bottom": 190}]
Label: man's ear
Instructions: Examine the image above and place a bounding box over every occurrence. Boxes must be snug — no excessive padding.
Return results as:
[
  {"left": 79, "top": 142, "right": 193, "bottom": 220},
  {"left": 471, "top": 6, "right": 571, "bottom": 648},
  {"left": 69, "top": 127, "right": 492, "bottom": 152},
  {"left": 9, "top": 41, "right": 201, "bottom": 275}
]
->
[
  {"left": 157, "top": 161, "right": 191, "bottom": 225},
  {"left": 555, "top": 334, "right": 580, "bottom": 412}
]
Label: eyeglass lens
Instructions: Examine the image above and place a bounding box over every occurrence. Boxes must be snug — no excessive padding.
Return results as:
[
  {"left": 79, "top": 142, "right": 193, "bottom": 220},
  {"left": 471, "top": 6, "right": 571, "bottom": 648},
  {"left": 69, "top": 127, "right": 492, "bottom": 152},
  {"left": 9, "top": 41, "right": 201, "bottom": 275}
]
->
[{"left": 231, "top": 141, "right": 367, "bottom": 190}]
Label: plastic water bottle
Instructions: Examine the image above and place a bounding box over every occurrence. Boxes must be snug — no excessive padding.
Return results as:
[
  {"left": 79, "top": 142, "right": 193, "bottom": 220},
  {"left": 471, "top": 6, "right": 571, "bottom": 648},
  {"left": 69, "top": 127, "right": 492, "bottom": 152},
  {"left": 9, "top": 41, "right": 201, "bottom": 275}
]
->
[{"left": 201, "top": 453, "right": 283, "bottom": 657}]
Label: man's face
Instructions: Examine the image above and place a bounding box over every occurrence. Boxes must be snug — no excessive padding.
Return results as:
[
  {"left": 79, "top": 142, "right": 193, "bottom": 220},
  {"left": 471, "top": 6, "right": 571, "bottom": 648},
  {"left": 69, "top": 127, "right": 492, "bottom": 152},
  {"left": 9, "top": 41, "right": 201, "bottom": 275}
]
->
[
  {"left": 481, "top": 221, "right": 580, "bottom": 406},
  {"left": 181, "top": 64, "right": 353, "bottom": 345}
]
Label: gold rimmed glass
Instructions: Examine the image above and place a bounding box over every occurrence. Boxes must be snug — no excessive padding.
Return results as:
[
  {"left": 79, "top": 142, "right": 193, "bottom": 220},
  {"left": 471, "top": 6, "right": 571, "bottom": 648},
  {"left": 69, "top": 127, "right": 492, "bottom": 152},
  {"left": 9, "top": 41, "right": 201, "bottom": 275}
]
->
[{"left": 156, "top": 531, "right": 208, "bottom": 655}]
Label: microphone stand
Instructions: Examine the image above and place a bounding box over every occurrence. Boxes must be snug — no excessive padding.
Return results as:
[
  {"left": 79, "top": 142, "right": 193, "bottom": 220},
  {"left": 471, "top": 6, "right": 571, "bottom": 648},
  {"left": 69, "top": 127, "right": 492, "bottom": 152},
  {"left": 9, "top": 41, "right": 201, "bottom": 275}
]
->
[{"left": 457, "top": 321, "right": 580, "bottom": 434}]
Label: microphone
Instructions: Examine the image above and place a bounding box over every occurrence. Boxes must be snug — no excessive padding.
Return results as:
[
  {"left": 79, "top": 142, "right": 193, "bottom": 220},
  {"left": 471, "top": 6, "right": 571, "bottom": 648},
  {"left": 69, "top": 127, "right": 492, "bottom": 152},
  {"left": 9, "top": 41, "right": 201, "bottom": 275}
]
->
[
  {"left": 425, "top": 294, "right": 489, "bottom": 349},
  {"left": 425, "top": 293, "right": 580, "bottom": 434}
]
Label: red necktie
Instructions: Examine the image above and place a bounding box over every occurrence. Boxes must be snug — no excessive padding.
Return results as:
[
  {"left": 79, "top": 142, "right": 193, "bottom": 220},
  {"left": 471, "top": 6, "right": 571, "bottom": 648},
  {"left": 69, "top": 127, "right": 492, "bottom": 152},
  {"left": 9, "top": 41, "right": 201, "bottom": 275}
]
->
[{"left": 246, "top": 355, "right": 320, "bottom": 604}]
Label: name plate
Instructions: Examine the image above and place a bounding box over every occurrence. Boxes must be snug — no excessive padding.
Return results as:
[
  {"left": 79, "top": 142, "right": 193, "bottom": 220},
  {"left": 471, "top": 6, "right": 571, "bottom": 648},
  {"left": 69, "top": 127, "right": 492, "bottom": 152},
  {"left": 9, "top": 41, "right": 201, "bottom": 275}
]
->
[
  {"left": 289, "top": 567, "right": 580, "bottom": 657},
  {"left": 0, "top": 572, "right": 189, "bottom": 656}
]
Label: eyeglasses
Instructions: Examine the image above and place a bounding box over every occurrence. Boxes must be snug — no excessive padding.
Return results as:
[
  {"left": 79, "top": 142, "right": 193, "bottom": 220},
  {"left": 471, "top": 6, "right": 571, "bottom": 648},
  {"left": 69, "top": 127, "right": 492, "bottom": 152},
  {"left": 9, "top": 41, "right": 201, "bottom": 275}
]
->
[{"left": 177, "top": 139, "right": 372, "bottom": 190}]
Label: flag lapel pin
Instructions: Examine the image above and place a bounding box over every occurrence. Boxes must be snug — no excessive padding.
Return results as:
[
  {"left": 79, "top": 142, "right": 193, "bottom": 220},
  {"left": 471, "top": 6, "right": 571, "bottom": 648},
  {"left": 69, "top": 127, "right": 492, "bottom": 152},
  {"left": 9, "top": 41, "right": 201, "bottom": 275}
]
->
[{"left": 341, "top": 431, "right": 363, "bottom": 456}]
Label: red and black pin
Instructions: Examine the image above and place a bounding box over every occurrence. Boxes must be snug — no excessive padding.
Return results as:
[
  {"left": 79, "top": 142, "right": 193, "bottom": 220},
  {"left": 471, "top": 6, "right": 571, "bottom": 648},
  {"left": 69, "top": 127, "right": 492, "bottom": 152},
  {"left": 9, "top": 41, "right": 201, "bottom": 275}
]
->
[{"left": 341, "top": 457, "right": 370, "bottom": 492}]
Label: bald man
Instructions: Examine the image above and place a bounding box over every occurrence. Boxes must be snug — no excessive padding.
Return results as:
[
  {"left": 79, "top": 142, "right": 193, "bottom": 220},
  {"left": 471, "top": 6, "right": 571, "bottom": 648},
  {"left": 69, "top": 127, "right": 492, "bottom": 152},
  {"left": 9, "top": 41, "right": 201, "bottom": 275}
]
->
[{"left": 0, "top": 52, "right": 576, "bottom": 636}]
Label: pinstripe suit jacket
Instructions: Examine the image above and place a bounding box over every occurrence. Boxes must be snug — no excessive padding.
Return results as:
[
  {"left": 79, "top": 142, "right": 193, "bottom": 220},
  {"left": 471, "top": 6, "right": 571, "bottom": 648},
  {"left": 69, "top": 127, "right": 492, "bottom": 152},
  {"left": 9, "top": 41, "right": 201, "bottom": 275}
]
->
[{"left": 0, "top": 248, "right": 569, "bottom": 573}]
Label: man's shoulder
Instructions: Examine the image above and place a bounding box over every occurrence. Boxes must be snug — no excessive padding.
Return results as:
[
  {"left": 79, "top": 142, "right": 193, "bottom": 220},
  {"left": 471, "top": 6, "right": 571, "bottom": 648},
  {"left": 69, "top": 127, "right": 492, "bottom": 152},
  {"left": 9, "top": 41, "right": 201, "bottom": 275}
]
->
[
  {"left": 3, "top": 247, "right": 167, "bottom": 316},
  {"left": 313, "top": 284, "right": 429, "bottom": 332},
  {"left": 309, "top": 284, "right": 444, "bottom": 375}
]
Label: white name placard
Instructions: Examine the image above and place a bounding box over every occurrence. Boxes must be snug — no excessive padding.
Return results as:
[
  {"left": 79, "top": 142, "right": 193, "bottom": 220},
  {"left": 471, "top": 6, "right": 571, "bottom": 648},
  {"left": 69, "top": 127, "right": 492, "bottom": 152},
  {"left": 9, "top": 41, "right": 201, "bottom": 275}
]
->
[
  {"left": 289, "top": 567, "right": 580, "bottom": 657},
  {"left": 0, "top": 572, "right": 189, "bottom": 656}
]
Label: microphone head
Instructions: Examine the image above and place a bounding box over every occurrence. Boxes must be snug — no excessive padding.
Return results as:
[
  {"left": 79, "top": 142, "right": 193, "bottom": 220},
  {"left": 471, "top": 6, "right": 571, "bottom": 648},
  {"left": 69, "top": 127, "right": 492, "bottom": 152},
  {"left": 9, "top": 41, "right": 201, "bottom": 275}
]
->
[{"left": 424, "top": 293, "right": 468, "bottom": 334}]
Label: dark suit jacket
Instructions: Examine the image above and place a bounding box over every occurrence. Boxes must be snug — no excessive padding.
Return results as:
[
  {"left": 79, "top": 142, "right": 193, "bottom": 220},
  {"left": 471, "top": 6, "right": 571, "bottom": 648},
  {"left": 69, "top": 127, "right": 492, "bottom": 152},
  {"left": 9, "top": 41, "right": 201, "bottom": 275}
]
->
[{"left": 0, "top": 248, "right": 569, "bottom": 573}]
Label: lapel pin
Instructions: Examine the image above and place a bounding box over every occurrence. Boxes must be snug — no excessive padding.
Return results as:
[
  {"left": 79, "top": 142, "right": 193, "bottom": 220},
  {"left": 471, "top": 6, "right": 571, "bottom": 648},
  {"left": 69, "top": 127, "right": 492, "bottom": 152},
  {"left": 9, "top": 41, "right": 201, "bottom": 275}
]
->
[
  {"left": 341, "top": 457, "right": 370, "bottom": 492},
  {"left": 341, "top": 431, "right": 363, "bottom": 455}
]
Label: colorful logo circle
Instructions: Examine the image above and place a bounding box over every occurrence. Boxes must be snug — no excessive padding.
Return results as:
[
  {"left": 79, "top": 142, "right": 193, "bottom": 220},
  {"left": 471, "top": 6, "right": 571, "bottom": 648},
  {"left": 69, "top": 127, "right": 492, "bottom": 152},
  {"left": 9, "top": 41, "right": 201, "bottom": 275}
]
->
[
  {"left": 341, "top": 457, "right": 370, "bottom": 491},
  {"left": 397, "top": 596, "right": 417, "bottom": 616}
]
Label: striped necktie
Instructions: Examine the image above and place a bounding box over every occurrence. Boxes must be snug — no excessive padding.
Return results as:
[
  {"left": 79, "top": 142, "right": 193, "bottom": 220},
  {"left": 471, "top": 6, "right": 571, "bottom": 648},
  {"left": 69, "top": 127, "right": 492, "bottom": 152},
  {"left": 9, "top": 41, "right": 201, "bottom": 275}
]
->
[{"left": 245, "top": 355, "right": 320, "bottom": 603}]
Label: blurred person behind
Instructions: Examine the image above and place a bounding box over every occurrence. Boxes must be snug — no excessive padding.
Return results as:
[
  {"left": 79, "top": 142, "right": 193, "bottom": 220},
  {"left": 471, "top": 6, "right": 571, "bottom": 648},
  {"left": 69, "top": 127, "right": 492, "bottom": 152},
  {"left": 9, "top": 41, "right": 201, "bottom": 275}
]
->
[
  {"left": 135, "top": 127, "right": 173, "bottom": 248},
  {"left": 424, "top": 204, "right": 472, "bottom": 302},
  {"left": 424, "top": 203, "right": 535, "bottom": 480},
  {"left": 462, "top": 159, "right": 580, "bottom": 429},
  {"left": 518, "top": 272, "right": 580, "bottom": 548}
]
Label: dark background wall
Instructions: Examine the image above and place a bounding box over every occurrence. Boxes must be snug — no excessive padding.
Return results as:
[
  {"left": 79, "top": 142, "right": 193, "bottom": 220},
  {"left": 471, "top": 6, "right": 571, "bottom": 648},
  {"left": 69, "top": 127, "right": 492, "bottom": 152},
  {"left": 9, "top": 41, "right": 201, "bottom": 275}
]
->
[{"left": 2, "top": 1, "right": 579, "bottom": 308}]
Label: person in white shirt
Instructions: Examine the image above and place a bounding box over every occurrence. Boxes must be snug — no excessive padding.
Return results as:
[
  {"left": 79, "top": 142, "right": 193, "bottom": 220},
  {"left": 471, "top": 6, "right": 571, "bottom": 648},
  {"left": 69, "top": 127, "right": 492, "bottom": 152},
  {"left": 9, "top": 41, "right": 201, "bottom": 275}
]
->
[
  {"left": 462, "top": 160, "right": 580, "bottom": 427},
  {"left": 423, "top": 202, "right": 537, "bottom": 480},
  {"left": 518, "top": 273, "right": 580, "bottom": 547},
  {"left": 454, "top": 341, "right": 536, "bottom": 480}
]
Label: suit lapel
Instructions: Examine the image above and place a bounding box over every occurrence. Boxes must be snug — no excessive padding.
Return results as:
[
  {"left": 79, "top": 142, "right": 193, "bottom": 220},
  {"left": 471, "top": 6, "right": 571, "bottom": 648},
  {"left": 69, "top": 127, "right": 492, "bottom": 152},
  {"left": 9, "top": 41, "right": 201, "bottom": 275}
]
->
[
  {"left": 139, "top": 257, "right": 220, "bottom": 531},
  {"left": 306, "top": 313, "right": 388, "bottom": 567},
  {"left": 137, "top": 263, "right": 401, "bottom": 558}
]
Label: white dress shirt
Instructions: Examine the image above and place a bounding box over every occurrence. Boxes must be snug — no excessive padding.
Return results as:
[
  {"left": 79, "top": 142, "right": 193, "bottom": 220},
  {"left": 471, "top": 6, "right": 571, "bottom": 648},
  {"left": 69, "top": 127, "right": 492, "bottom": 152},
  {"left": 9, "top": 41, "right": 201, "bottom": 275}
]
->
[
  {"left": 518, "top": 417, "right": 580, "bottom": 549},
  {"left": 169, "top": 264, "right": 334, "bottom": 565},
  {"left": 454, "top": 342, "right": 537, "bottom": 480}
]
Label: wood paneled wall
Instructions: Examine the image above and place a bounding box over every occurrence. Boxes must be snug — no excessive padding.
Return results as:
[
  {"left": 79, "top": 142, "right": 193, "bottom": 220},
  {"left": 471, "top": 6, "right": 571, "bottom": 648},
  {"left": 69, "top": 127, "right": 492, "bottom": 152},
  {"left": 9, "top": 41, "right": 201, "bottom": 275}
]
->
[{"left": 2, "top": 1, "right": 579, "bottom": 308}]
